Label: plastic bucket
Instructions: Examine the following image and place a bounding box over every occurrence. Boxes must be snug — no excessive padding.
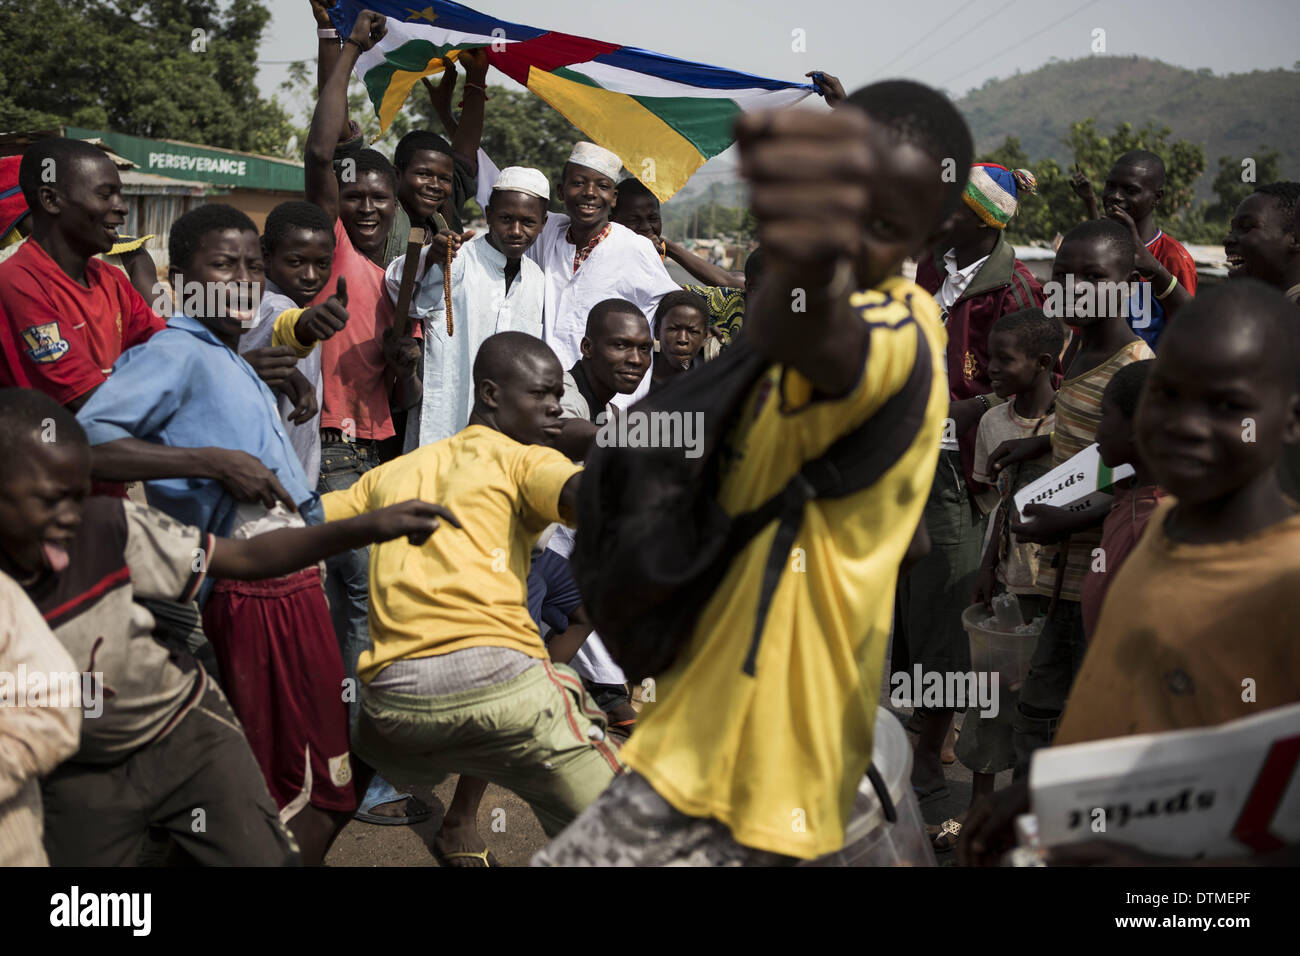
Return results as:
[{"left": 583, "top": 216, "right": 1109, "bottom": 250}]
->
[
  {"left": 801, "top": 707, "right": 937, "bottom": 867},
  {"left": 962, "top": 603, "right": 1041, "bottom": 694}
]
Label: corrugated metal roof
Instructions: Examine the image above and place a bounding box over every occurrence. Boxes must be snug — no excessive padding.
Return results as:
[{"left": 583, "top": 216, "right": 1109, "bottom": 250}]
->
[{"left": 119, "top": 170, "right": 215, "bottom": 195}]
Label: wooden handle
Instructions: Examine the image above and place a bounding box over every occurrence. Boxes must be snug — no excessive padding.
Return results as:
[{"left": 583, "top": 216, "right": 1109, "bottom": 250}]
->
[{"left": 392, "top": 225, "right": 426, "bottom": 341}]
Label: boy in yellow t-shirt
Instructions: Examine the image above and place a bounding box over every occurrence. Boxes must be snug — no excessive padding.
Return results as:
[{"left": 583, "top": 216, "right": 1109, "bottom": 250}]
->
[
  {"left": 534, "top": 79, "right": 974, "bottom": 865},
  {"left": 962, "top": 281, "right": 1300, "bottom": 868},
  {"left": 322, "top": 331, "right": 621, "bottom": 864}
]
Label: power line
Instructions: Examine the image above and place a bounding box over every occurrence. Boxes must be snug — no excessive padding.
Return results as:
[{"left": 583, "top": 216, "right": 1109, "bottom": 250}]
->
[
  {"left": 865, "top": 0, "right": 974, "bottom": 81},
  {"left": 936, "top": 0, "right": 1106, "bottom": 90},
  {"left": 891, "top": 0, "right": 1022, "bottom": 81}
]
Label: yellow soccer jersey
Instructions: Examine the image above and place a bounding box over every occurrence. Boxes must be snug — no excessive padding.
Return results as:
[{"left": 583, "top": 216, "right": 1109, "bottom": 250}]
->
[{"left": 620, "top": 276, "right": 949, "bottom": 858}]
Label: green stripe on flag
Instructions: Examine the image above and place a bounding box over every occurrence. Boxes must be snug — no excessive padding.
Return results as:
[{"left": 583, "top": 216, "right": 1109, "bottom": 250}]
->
[
  {"left": 554, "top": 66, "right": 740, "bottom": 160},
  {"left": 630, "top": 96, "right": 740, "bottom": 158},
  {"left": 551, "top": 66, "right": 603, "bottom": 88},
  {"left": 363, "top": 39, "right": 490, "bottom": 114}
]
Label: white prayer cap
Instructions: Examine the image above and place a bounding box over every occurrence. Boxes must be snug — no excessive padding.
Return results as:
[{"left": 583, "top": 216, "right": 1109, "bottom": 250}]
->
[
  {"left": 567, "top": 141, "right": 622, "bottom": 180},
  {"left": 492, "top": 166, "right": 550, "bottom": 201}
]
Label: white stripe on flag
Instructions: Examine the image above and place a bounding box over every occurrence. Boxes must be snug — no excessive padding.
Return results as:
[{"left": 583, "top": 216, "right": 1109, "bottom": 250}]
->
[
  {"left": 570, "top": 59, "right": 813, "bottom": 110},
  {"left": 353, "top": 24, "right": 506, "bottom": 73},
  {"left": 475, "top": 149, "right": 501, "bottom": 210}
]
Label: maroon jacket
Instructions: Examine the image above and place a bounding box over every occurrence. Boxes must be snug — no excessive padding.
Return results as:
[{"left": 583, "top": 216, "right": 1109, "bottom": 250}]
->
[{"left": 916, "top": 233, "right": 1045, "bottom": 492}]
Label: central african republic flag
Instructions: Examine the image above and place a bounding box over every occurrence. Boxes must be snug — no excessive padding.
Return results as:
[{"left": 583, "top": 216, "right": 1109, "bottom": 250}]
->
[{"left": 326, "top": 1, "right": 817, "bottom": 200}]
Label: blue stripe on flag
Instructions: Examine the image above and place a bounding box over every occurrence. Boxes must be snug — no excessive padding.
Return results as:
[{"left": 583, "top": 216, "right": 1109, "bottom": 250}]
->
[
  {"left": 595, "top": 47, "right": 812, "bottom": 92},
  {"left": 327, "top": 0, "right": 545, "bottom": 42},
  {"left": 329, "top": 0, "right": 813, "bottom": 94}
]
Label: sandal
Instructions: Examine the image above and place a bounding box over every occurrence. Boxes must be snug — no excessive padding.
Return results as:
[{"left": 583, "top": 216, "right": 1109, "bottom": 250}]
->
[
  {"left": 436, "top": 848, "right": 500, "bottom": 868},
  {"left": 928, "top": 817, "right": 963, "bottom": 852},
  {"left": 353, "top": 794, "right": 433, "bottom": 826}
]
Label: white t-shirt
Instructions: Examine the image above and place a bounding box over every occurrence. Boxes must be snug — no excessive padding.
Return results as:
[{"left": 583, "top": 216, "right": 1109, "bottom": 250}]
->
[
  {"left": 527, "top": 216, "right": 677, "bottom": 409},
  {"left": 386, "top": 234, "right": 545, "bottom": 449}
]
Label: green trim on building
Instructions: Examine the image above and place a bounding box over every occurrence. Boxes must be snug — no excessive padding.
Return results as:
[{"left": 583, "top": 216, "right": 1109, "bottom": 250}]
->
[{"left": 67, "top": 127, "right": 304, "bottom": 192}]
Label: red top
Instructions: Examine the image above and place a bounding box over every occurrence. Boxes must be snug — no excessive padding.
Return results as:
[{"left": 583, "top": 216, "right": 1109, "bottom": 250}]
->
[
  {"left": 312, "top": 219, "right": 400, "bottom": 442},
  {"left": 916, "top": 237, "right": 1046, "bottom": 491},
  {"left": 1148, "top": 231, "right": 1198, "bottom": 296},
  {"left": 0, "top": 240, "right": 164, "bottom": 404}
]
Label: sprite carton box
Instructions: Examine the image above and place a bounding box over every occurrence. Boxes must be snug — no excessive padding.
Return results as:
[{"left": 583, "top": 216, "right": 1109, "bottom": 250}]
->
[
  {"left": 1012, "top": 442, "right": 1134, "bottom": 523},
  {"left": 1029, "top": 701, "right": 1300, "bottom": 858}
]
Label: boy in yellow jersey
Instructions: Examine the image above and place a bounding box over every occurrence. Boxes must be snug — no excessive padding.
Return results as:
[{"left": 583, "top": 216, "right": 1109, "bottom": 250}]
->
[
  {"left": 321, "top": 331, "right": 621, "bottom": 858},
  {"left": 533, "top": 80, "right": 975, "bottom": 865}
]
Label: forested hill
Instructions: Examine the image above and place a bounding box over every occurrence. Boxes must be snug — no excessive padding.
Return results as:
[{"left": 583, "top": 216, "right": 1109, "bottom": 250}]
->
[{"left": 955, "top": 56, "right": 1300, "bottom": 196}]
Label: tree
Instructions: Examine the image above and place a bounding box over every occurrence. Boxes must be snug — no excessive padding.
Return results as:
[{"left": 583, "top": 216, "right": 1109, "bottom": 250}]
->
[
  {"left": 1064, "top": 119, "right": 1205, "bottom": 219},
  {"left": 977, "top": 120, "right": 1212, "bottom": 245},
  {"left": 1204, "top": 148, "right": 1282, "bottom": 222},
  {"left": 0, "top": 0, "right": 293, "bottom": 155}
]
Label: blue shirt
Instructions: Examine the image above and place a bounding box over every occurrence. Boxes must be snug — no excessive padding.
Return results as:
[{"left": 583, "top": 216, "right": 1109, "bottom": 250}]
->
[
  {"left": 78, "top": 314, "right": 317, "bottom": 537},
  {"left": 1127, "top": 285, "right": 1166, "bottom": 352}
]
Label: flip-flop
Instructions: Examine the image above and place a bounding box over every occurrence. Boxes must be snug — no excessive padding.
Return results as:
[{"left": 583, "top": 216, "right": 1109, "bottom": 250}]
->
[
  {"left": 353, "top": 794, "right": 433, "bottom": 826},
  {"left": 927, "top": 818, "right": 962, "bottom": 852},
  {"left": 435, "top": 847, "right": 500, "bottom": 868}
]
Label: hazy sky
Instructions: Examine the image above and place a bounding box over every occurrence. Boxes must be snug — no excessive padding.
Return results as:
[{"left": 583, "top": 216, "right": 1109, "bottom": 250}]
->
[
  {"left": 254, "top": 0, "right": 1298, "bottom": 178},
  {"left": 256, "top": 0, "right": 1298, "bottom": 102}
]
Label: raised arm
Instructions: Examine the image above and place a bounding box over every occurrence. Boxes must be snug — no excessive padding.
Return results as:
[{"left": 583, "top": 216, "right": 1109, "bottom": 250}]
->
[
  {"left": 305, "top": 10, "right": 388, "bottom": 220},
  {"left": 308, "top": 0, "right": 352, "bottom": 144},
  {"left": 736, "top": 108, "right": 872, "bottom": 398},
  {"left": 1111, "top": 206, "right": 1193, "bottom": 317},
  {"left": 664, "top": 240, "right": 745, "bottom": 288},
  {"left": 449, "top": 48, "right": 489, "bottom": 169},
  {"left": 422, "top": 59, "right": 461, "bottom": 139}
]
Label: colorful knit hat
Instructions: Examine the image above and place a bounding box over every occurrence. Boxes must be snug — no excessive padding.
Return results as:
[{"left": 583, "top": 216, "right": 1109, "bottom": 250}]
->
[{"left": 963, "top": 163, "right": 1037, "bottom": 230}]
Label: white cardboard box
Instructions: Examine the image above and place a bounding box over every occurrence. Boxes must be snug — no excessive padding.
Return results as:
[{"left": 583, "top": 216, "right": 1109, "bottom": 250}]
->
[
  {"left": 1012, "top": 442, "right": 1134, "bottom": 522},
  {"left": 1030, "top": 703, "right": 1300, "bottom": 858}
]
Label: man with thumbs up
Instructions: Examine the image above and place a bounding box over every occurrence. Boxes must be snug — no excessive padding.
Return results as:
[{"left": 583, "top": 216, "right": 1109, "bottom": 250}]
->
[{"left": 239, "top": 200, "right": 351, "bottom": 488}]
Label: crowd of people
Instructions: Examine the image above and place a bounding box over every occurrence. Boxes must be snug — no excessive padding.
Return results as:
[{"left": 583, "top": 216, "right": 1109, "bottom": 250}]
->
[{"left": 1, "top": 6, "right": 1298, "bottom": 868}]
